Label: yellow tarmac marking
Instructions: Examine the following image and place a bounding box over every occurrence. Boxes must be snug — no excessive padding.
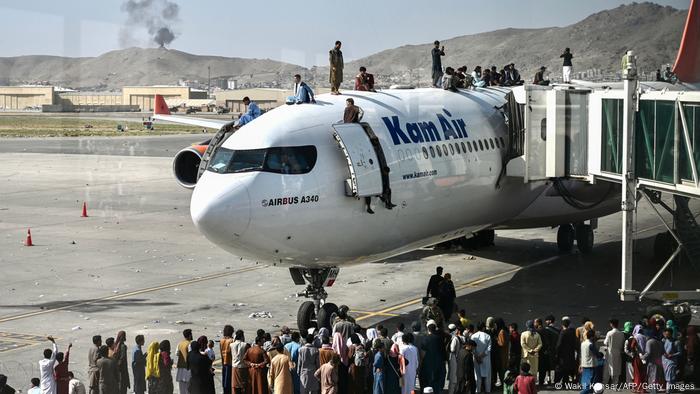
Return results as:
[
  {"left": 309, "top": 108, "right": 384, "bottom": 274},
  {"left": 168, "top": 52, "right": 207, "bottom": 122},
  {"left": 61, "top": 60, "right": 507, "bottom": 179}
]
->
[
  {"left": 352, "top": 310, "right": 400, "bottom": 317},
  {"left": 0, "top": 265, "right": 265, "bottom": 323}
]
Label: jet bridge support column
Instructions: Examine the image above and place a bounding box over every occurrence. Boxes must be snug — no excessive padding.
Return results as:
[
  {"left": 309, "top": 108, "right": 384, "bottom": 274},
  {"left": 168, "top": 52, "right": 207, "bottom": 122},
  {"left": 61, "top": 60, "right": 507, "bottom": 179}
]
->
[{"left": 620, "top": 52, "right": 639, "bottom": 301}]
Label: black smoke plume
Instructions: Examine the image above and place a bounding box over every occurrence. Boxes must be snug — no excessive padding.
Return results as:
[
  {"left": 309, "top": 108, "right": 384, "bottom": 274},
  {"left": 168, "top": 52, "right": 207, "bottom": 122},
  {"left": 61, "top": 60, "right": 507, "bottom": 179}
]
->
[{"left": 120, "top": 0, "right": 180, "bottom": 48}]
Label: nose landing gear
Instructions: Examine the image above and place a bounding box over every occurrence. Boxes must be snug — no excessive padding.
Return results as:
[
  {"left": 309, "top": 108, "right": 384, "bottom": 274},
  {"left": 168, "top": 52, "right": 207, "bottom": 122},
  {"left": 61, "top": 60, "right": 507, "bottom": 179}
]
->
[
  {"left": 290, "top": 267, "right": 340, "bottom": 334},
  {"left": 557, "top": 221, "right": 595, "bottom": 254}
]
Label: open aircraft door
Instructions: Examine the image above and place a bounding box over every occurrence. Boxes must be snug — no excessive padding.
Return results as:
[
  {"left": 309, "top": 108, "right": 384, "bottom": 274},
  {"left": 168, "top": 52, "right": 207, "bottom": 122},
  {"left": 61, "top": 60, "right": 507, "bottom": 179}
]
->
[{"left": 332, "top": 123, "right": 384, "bottom": 197}]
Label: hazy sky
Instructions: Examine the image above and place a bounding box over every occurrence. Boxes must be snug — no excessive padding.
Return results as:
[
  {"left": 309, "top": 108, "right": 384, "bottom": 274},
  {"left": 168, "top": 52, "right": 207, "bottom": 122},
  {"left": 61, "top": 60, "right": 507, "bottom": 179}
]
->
[{"left": 0, "top": 0, "right": 690, "bottom": 66}]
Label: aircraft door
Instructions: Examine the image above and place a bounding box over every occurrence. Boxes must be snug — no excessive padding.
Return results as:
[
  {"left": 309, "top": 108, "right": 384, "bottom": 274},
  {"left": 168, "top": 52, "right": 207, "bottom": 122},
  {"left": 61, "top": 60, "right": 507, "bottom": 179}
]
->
[{"left": 332, "top": 123, "right": 384, "bottom": 197}]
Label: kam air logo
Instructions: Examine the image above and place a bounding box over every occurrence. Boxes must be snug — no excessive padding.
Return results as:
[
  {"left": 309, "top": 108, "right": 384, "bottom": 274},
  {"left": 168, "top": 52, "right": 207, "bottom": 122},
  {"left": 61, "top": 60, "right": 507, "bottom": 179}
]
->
[{"left": 381, "top": 109, "right": 469, "bottom": 146}]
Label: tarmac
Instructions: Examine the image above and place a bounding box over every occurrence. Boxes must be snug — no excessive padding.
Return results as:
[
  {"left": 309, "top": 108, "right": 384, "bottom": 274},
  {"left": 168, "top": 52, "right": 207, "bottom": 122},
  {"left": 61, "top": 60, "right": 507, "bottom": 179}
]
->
[{"left": 0, "top": 135, "right": 698, "bottom": 393}]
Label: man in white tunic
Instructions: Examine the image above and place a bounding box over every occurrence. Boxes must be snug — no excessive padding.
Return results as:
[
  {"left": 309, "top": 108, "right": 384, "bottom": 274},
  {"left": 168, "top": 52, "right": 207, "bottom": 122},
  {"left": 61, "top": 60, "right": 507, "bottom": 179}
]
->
[
  {"left": 398, "top": 332, "right": 419, "bottom": 394},
  {"left": 39, "top": 337, "right": 58, "bottom": 394},
  {"left": 471, "top": 323, "right": 492, "bottom": 393},
  {"left": 447, "top": 324, "right": 464, "bottom": 394},
  {"left": 603, "top": 318, "right": 626, "bottom": 384}
]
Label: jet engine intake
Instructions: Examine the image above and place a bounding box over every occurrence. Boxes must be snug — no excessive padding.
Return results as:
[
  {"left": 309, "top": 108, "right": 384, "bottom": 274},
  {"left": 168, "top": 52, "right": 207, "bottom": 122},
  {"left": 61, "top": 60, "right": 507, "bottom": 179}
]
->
[{"left": 173, "top": 144, "right": 207, "bottom": 189}]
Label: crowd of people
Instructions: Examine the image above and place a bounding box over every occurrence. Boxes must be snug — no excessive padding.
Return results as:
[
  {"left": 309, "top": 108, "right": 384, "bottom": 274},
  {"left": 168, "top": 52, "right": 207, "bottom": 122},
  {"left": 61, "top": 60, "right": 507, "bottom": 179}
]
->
[
  {"left": 242, "top": 40, "right": 677, "bottom": 126},
  {"left": 6, "top": 267, "right": 698, "bottom": 394}
]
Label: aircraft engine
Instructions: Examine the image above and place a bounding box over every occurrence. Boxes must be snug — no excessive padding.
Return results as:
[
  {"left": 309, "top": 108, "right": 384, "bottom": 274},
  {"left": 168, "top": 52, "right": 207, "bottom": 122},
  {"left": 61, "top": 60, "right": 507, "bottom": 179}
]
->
[{"left": 173, "top": 144, "right": 208, "bottom": 189}]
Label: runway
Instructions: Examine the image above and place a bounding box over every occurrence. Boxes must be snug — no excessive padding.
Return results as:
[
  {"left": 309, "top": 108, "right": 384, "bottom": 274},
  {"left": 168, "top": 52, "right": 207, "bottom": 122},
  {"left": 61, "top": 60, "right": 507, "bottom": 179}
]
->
[{"left": 0, "top": 135, "right": 694, "bottom": 391}]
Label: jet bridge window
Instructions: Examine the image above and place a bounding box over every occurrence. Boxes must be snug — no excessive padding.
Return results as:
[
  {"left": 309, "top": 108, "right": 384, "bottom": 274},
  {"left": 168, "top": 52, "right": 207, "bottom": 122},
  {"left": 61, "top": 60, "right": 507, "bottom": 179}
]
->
[{"left": 207, "top": 146, "right": 317, "bottom": 175}]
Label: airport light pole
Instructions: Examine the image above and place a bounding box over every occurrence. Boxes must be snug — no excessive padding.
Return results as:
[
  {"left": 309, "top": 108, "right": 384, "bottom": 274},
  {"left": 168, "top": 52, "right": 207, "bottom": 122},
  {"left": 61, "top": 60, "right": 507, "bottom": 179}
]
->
[{"left": 619, "top": 51, "right": 638, "bottom": 301}]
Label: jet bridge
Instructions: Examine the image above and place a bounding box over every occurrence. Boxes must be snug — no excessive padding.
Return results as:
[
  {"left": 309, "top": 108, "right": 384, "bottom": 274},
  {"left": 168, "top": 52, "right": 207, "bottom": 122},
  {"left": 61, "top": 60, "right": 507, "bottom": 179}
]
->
[{"left": 504, "top": 54, "right": 700, "bottom": 324}]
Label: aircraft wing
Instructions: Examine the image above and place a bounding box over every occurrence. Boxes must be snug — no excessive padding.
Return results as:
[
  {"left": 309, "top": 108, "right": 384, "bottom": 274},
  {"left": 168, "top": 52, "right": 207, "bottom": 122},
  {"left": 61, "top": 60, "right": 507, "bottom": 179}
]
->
[{"left": 152, "top": 94, "right": 230, "bottom": 129}]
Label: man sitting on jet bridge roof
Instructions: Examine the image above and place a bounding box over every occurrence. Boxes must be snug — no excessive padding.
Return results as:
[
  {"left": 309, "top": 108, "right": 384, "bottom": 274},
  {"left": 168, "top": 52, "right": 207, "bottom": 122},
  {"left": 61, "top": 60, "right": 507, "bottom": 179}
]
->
[
  {"left": 533, "top": 66, "right": 550, "bottom": 86},
  {"left": 235, "top": 96, "right": 261, "bottom": 128},
  {"left": 287, "top": 74, "right": 316, "bottom": 104}
]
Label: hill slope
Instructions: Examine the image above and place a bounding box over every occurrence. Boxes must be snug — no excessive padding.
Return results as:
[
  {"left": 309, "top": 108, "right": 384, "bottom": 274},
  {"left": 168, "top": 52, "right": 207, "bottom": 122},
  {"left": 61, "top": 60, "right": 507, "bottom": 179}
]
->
[{"left": 0, "top": 47, "right": 306, "bottom": 89}]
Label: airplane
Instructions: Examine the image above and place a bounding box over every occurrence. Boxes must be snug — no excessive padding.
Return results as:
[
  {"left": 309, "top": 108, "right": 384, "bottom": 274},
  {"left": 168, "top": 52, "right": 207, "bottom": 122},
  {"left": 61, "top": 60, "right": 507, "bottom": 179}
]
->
[{"left": 153, "top": 0, "right": 700, "bottom": 333}]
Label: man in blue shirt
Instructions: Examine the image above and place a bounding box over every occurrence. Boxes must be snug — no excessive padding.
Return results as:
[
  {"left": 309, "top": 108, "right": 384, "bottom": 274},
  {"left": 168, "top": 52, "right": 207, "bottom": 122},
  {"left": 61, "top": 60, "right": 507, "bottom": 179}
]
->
[
  {"left": 132, "top": 335, "right": 146, "bottom": 394},
  {"left": 287, "top": 74, "right": 316, "bottom": 104},
  {"left": 236, "top": 96, "right": 260, "bottom": 128},
  {"left": 373, "top": 339, "right": 385, "bottom": 394},
  {"left": 284, "top": 332, "right": 302, "bottom": 394}
]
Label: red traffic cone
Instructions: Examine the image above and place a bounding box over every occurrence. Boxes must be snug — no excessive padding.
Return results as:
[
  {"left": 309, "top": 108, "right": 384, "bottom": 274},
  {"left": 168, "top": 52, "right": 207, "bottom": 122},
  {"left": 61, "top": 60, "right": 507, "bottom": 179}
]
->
[
  {"left": 81, "top": 202, "right": 88, "bottom": 217},
  {"left": 25, "top": 228, "right": 33, "bottom": 246}
]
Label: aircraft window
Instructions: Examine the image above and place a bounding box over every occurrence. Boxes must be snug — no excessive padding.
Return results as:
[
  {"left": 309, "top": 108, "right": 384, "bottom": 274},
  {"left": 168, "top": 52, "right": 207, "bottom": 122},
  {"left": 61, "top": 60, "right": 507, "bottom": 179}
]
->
[
  {"left": 489, "top": 139, "right": 495, "bottom": 149},
  {"left": 478, "top": 140, "right": 484, "bottom": 150},
  {"left": 449, "top": 144, "right": 455, "bottom": 155},
  {"left": 500, "top": 136, "right": 506, "bottom": 148},
  {"left": 467, "top": 141, "right": 473, "bottom": 152},
  {"left": 436, "top": 145, "right": 443, "bottom": 157},
  {"left": 455, "top": 143, "right": 460, "bottom": 154},
  {"left": 462, "top": 142, "right": 468, "bottom": 153},
  {"left": 207, "top": 146, "right": 317, "bottom": 175},
  {"left": 225, "top": 148, "right": 266, "bottom": 173},
  {"left": 415, "top": 148, "right": 420, "bottom": 160},
  {"left": 265, "top": 146, "right": 317, "bottom": 174},
  {"left": 422, "top": 147, "right": 429, "bottom": 159},
  {"left": 398, "top": 150, "right": 405, "bottom": 161},
  {"left": 494, "top": 138, "right": 500, "bottom": 148},
  {"left": 429, "top": 146, "right": 435, "bottom": 158},
  {"left": 442, "top": 144, "right": 449, "bottom": 156},
  {"left": 207, "top": 148, "right": 234, "bottom": 173}
]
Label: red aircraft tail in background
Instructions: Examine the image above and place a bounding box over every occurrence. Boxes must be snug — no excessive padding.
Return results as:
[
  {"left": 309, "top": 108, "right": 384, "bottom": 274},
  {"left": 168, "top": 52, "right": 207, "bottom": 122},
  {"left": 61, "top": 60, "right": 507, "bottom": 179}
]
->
[
  {"left": 154, "top": 94, "right": 171, "bottom": 115},
  {"left": 673, "top": 0, "right": 700, "bottom": 83}
]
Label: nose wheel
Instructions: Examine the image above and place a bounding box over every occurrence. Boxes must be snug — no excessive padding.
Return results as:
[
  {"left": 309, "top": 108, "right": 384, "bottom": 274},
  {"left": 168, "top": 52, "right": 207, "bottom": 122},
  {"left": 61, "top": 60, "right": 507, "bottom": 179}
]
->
[
  {"left": 290, "top": 267, "right": 340, "bottom": 334},
  {"left": 557, "top": 222, "right": 595, "bottom": 254}
]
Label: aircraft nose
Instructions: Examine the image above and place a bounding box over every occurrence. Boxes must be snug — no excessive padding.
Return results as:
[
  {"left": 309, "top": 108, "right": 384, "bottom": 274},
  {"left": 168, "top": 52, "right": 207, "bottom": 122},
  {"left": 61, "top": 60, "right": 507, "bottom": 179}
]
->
[{"left": 190, "top": 173, "right": 251, "bottom": 246}]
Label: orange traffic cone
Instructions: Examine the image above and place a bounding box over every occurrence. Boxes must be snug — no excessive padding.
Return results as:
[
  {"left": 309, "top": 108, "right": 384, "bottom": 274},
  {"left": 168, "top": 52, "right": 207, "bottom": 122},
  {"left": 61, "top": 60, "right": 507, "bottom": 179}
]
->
[
  {"left": 25, "top": 228, "right": 33, "bottom": 246},
  {"left": 81, "top": 202, "right": 88, "bottom": 217}
]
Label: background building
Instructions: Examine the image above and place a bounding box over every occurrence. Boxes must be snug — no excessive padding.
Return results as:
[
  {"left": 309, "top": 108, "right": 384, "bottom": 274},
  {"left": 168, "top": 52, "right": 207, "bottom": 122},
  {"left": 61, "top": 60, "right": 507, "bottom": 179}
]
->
[
  {"left": 122, "top": 86, "right": 206, "bottom": 111},
  {"left": 0, "top": 86, "right": 54, "bottom": 110}
]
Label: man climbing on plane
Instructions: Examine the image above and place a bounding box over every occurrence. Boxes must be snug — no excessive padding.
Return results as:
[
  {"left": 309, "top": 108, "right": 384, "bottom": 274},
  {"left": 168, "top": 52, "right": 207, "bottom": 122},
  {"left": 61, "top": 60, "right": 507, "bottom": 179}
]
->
[{"left": 235, "top": 96, "right": 261, "bottom": 129}]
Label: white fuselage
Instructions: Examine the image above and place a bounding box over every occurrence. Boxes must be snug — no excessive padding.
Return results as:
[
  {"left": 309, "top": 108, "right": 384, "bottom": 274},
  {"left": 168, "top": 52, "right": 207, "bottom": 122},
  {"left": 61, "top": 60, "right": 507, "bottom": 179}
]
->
[{"left": 190, "top": 88, "right": 618, "bottom": 267}]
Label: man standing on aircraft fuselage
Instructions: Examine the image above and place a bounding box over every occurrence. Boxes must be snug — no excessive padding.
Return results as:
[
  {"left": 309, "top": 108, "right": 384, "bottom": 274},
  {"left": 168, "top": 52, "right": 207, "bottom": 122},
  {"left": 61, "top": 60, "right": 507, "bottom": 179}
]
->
[
  {"left": 432, "top": 40, "right": 446, "bottom": 88},
  {"left": 329, "top": 41, "right": 344, "bottom": 95}
]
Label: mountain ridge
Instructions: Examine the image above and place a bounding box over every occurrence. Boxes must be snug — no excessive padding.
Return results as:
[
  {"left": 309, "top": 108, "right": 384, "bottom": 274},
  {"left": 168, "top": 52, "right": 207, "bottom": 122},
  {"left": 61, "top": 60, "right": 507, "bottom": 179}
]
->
[{"left": 0, "top": 2, "right": 688, "bottom": 89}]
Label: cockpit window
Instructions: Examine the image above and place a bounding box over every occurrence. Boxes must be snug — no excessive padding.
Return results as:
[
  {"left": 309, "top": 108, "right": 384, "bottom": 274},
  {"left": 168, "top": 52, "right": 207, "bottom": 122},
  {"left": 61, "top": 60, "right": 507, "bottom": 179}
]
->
[
  {"left": 207, "top": 148, "right": 234, "bottom": 173},
  {"left": 264, "top": 146, "right": 317, "bottom": 174},
  {"left": 207, "top": 146, "right": 317, "bottom": 175}
]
